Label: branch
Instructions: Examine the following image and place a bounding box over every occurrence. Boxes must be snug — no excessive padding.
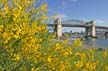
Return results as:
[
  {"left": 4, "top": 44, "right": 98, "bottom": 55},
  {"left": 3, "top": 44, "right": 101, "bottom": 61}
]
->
[{"left": 0, "top": 0, "right": 9, "bottom": 9}]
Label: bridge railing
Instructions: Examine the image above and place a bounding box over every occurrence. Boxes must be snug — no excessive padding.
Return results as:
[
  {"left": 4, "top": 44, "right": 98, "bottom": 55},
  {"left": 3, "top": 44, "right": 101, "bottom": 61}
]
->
[{"left": 62, "top": 19, "right": 86, "bottom": 25}]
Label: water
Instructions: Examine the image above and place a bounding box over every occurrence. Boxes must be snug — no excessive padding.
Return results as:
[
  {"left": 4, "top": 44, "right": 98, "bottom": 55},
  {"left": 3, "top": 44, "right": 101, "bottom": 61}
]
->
[
  {"left": 69, "top": 37, "right": 108, "bottom": 49},
  {"left": 83, "top": 38, "right": 108, "bottom": 48}
]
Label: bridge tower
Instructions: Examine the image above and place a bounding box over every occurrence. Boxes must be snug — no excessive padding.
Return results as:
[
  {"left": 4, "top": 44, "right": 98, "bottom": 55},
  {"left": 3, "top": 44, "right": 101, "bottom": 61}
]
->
[
  {"left": 86, "top": 21, "right": 96, "bottom": 38},
  {"left": 91, "top": 21, "right": 96, "bottom": 37},
  {"left": 54, "top": 18, "right": 62, "bottom": 38}
]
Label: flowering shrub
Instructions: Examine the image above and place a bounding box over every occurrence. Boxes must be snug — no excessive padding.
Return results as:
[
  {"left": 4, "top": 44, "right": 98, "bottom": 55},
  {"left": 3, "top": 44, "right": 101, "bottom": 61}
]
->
[
  {"left": 0, "top": 0, "right": 49, "bottom": 71},
  {"left": 0, "top": 0, "right": 108, "bottom": 71}
]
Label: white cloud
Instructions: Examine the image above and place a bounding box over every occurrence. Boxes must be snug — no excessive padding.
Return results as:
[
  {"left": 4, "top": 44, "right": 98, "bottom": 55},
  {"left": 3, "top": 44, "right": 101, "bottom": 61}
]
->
[
  {"left": 56, "top": 13, "right": 68, "bottom": 19},
  {"left": 96, "top": 20, "right": 104, "bottom": 23}
]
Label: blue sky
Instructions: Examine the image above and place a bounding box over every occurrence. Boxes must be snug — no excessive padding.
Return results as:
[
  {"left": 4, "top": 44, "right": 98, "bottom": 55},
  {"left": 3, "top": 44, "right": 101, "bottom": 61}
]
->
[{"left": 45, "top": 0, "right": 108, "bottom": 32}]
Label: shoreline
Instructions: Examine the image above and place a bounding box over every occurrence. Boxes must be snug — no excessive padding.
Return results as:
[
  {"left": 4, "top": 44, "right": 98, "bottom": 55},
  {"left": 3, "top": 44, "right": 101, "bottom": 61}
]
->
[{"left": 51, "top": 38, "right": 107, "bottom": 50}]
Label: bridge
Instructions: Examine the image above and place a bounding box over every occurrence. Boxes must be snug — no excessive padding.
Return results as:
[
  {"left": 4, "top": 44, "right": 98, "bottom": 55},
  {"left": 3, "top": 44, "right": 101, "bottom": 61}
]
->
[{"left": 47, "top": 18, "right": 108, "bottom": 38}]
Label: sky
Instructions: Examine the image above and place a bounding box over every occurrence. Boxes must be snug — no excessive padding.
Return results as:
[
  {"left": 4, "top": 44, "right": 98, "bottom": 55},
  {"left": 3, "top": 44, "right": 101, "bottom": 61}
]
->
[{"left": 44, "top": 0, "right": 108, "bottom": 32}]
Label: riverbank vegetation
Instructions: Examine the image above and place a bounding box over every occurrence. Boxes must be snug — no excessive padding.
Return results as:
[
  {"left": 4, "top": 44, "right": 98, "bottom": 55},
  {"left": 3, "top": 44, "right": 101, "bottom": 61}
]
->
[{"left": 0, "top": 0, "right": 108, "bottom": 71}]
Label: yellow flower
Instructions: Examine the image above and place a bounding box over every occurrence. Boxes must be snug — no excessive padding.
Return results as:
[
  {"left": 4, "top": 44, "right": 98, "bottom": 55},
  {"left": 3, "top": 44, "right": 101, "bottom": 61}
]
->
[
  {"left": 102, "top": 50, "right": 107, "bottom": 57},
  {"left": 54, "top": 43, "right": 62, "bottom": 51},
  {"left": 90, "top": 48, "right": 95, "bottom": 54},
  {"left": 74, "top": 52, "right": 81, "bottom": 57},
  {"left": 13, "top": 34, "right": 19, "bottom": 39},
  {"left": 73, "top": 39, "right": 82, "bottom": 47},
  {"left": 48, "top": 56, "right": 52, "bottom": 63},
  {"left": 86, "top": 62, "right": 96, "bottom": 70},
  {"left": 80, "top": 52, "right": 86, "bottom": 60},
  {"left": 31, "top": 67, "right": 40, "bottom": 71},
  {"left": 31, "top": 67, "right": 35, "bottom": 71},
  {"left": 82, "top": 68, "right": 89, "bottom": 71},
  {"left": 0, "top": 25, "right": 3, "bottom": 32},
  {"left": 75, "top": 61, "right": 83, "bottom": 68},
  {"left": 59, "top": 61, "right": 65, "bottom": 71},
  {"left": 40, "top": 3, "right": 47, "bottom": 12},
  {"left": 65, "top": 47, "right": 72, "bottom": 55},
  {"left": 105, "top": 66, "right": 108, "bottom": 71},
  {"left": 14, "top": 54, "right": 20, "bottom": 61},
  {"left": 63, "top": 39, "right": 68, "bottom": 44}
]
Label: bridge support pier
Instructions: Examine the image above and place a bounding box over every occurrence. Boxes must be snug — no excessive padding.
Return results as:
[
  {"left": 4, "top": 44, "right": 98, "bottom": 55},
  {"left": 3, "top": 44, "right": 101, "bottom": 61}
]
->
[
  {"left": 105, "top": 32, "right": 108, "bottom": 38},
  {"left": 54, "top": 18, "right": 62, "bottom": 38},
  {"left": 85, "top": 21, "right": 96, "bottom": 38},
  {"left": 85, "top": 28, "right": 90, "bottom": 37},
  {"left": 91, "top": 21, "right": 96, "bottom": 37}
]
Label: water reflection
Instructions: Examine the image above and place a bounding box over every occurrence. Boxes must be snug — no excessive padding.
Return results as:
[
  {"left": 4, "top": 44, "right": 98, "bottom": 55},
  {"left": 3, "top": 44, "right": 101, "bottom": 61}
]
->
[{"left": 69, "top": 37, "right": 108, "bottom": 48}]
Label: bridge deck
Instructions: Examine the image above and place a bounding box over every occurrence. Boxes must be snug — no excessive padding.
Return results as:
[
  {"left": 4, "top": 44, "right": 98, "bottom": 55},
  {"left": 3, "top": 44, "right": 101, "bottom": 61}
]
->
[
  {"left": 47, "top": 23, "right": 92, "bottom": 28},
  {"left": 47, "top": 24, "right": 108, "bottom": 30}
]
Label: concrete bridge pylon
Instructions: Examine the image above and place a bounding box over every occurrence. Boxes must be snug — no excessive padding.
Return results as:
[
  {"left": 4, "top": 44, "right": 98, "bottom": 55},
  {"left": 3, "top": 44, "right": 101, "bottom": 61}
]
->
[
  {"left": 54, "top": 18, "right": 62, "bottom": 38},
  {"left": 86, "top": 21, "right": 96, "bottom": 38},
  {"left": 91, "top": 21, "right": 96, "bottom": 37}
]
